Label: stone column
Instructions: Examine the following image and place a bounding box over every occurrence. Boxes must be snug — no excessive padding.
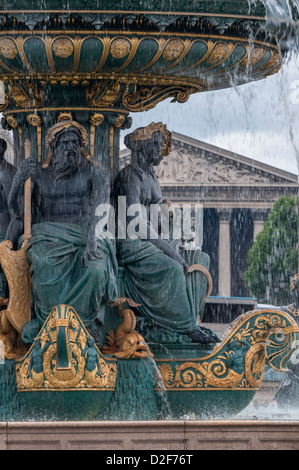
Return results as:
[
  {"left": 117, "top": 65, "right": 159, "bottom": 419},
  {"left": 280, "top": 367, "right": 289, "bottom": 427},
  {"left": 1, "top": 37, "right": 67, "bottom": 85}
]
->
[
  {"left": 217, "top": 209, "right": 232, "bottom": 297},
  {"left": 252, "top": 209, "right": 269, "bottom": 241}
]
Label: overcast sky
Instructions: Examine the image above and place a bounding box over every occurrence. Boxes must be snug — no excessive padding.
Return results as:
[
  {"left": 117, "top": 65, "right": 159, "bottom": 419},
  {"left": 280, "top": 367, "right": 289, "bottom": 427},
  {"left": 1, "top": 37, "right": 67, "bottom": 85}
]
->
[{"left": 121, "top": 52, "right": 299, "bottom": 176}]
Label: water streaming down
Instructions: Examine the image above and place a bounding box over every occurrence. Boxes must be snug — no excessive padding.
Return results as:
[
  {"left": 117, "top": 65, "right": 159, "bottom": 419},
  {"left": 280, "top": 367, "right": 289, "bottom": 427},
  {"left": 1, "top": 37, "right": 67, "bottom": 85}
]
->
[{"left": 227, "top": 1, "right": 299, "bottom": 419}]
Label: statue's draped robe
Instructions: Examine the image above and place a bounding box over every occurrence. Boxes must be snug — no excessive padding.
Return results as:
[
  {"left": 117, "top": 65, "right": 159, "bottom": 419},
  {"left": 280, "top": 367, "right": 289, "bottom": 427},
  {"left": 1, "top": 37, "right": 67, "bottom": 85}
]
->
[
  {"left": 117, "top": 238, "right": 209, "bottom": 335},
  {"left": 114, "top": 162, "right": 210, "bottom": 336},
  {"left": 25, "top": 222, "right": 118, "bottom": 328}
]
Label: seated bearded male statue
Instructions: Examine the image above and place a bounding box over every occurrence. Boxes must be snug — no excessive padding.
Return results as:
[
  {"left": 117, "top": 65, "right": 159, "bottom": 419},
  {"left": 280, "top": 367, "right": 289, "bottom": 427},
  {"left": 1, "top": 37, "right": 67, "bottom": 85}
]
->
[{"left": 8, "top": 120, "right": 118, "bottom": 343}]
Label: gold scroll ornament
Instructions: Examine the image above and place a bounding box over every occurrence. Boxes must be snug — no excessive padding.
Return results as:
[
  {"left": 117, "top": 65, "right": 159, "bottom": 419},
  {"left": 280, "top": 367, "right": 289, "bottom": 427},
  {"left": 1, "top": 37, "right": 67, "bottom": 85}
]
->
[{"left": 0, "top": 139, "right": 31, "bottom": 358}]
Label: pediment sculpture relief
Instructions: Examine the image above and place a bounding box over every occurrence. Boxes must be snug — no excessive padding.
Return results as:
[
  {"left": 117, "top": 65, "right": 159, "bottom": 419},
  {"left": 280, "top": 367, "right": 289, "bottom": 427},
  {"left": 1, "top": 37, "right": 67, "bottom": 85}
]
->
[{"left": 156, "top": 146, "right": 276, "bottom": 185}]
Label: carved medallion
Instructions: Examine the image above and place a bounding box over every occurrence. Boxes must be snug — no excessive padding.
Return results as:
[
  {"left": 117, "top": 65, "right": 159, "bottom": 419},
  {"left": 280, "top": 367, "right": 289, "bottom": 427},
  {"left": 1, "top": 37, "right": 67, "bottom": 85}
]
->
[
  {"left": 208, "top": 42, "right": 231, "bottom": 63},
  {"left": 0, "top": 38, "right": 17, "bottom": 59},
  {"left": 163, "top": 40, "right": 184, "bottom": 60},
  {"left": 110, "top": 38, "right": 131, "bottom": 59},
  {"left": 53, "top": 38, "right": 74, "bottom": 58}
]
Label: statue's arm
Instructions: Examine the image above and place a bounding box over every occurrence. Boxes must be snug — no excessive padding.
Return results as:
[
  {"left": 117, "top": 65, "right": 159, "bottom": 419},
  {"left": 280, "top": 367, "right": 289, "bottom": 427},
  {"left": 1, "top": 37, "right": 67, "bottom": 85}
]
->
[
  {"left": 8, "top": 158, "right": 38, "bottom": 219},
  {"left": 0, "top": 164, "right": 16, "bottom": 203},
  {"left": 119, "top": 175, "right": 189, "bottom": 273}
]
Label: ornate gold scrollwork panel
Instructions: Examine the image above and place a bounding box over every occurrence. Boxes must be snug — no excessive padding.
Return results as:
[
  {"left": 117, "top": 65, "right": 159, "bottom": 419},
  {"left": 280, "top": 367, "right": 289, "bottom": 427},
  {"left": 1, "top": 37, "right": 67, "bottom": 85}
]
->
[
  {"left": 157, "top": 309, "right": 299, "bottom": 392},
  {"left": 16, "top": 304, "right": 117, "bottom": 392}
]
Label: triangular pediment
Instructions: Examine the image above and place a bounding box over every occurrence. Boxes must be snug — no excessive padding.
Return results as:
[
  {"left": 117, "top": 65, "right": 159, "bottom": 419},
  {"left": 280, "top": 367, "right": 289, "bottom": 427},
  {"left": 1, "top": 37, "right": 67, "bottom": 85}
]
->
[{"left": 120, "top": 132, "right": 299, "bottom": 186}]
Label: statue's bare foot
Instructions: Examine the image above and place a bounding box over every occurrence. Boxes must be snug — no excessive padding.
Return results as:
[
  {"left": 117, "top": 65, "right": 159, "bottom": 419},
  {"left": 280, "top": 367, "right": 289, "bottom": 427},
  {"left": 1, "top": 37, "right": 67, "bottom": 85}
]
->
[{"left": 189, "top": 326, "right": 220, "bottom": 344}]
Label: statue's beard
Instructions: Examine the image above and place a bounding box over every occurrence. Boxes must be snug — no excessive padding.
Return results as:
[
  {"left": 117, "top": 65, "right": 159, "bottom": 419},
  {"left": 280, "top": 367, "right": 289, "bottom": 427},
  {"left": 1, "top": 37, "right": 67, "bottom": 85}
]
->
[{"left": 52, "top": 149, "right": 81, "bottom": 182}]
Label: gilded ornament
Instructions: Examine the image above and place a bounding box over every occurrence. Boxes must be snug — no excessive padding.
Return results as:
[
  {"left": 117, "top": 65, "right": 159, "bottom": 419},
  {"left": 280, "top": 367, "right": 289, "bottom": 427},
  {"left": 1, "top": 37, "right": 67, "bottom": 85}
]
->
[
  {"left": 53, "top": 38, "right": 74, "bottom": 58},
  {"left": 0, "top": 239, "right": 31, "bottom": 359},
  {"left": 0, "top": 38, "right": 17, "bottom": 59},
  {"left": 9, "top": 85, "right": 30, "bottom": 107},
  {"left": 114, "top": 114, "right": 126, "bottom": 128},
  {"left": 16, "top": 304, "right": 117, "bottom": 391},
  {"left": 163, "top": 39, "right": 184, "bottom": 60},
  {"left": 27, "top": 113, "right": 42, "bottom": 127},
  {"left": 291, "top": 274, "right": 299, "bottom": 292},
  {"left": 57, "top": 112, "right": 73, "bottom": 122},
  {"left": 286, "top": 304, "right": 299, "bottom": 316},
  {"left": 247, "top": 46, "right": 264, "bottom": 65},
  {"left": 110, "top": 38, "right": 131, "bottom": 59},
  {"left": 85, "top": 80, "right": 121, "bottom": 107},
  {"left": 129, "top": 121, "right": 172, "bottom": 157},
  {"left": 8, "top": 82, "right": 45, "bottom": 108},
  {"left": 89, "top": 113, "right": 104, "bottom": 158},
  {"left": 157, "top": 309, "right": 299, "bottom": 391},
  {"left": 102, "top": 297, "right": 153, "bottom": 359},
  {"left": 6, "top": 115, "right": 17, "bottom": 129},
  {"left": 208, "top": 42, "right": 231, "bottom": 63},
  {"left": 90, "top": 113, "right": 104, "bottom": 127}
]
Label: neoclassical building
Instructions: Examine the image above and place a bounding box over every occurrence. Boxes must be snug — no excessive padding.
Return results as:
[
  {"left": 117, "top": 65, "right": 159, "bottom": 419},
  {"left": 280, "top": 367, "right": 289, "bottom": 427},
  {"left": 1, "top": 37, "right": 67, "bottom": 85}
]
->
[{"left": 120, "top": 132, "right": 299, "bottom": 299}]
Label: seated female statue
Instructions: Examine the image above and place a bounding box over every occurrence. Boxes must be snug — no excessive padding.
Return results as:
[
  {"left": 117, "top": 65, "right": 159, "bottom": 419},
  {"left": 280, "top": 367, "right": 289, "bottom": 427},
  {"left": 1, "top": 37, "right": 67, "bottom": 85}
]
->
[{"left": 113, "top": 122, "right": 219, "bottom": 344}]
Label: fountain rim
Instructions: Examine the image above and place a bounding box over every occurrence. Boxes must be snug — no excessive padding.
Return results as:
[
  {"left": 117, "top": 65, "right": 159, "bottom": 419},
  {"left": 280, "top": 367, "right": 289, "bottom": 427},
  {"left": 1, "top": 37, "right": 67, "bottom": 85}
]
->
[{"left": 0, "top": 9, "right": 297, "bottom": 24}]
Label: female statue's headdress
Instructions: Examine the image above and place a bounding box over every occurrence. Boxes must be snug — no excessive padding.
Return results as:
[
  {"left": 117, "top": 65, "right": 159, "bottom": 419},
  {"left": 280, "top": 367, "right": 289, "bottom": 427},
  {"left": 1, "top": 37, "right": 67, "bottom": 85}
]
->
[{"left": 125, "top": 122, "right": 172, "bottom": 157}]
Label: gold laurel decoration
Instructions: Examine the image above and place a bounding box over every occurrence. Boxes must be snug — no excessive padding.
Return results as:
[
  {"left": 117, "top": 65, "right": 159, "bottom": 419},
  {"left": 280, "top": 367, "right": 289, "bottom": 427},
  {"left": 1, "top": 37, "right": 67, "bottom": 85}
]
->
[
  {"left": 128, "top": 121, "right": 172, "bottom": 157},
  {"left": 45, "top": 119, "right": 89, "bottom": 148}
]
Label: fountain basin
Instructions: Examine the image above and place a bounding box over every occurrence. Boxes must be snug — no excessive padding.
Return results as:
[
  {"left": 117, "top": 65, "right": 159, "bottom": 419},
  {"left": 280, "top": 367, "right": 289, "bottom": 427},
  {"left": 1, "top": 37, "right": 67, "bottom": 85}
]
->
[
  {"left": 4, "top": 306, "right": 297, "bottom": 421},
  {"left": 0, "top": 1, "right": 287, "bottom": 106},
  {"left": 0, "top": 1, "right": 296, "bottom": 170}
]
